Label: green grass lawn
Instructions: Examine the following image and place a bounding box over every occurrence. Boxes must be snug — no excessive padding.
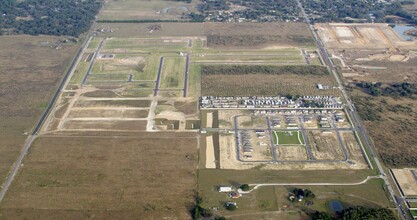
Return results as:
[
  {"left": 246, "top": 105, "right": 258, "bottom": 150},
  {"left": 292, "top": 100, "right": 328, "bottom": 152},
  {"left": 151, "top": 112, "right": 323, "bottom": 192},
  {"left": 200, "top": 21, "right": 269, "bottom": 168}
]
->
[{"left": 273, "top": 131, "right": 305, "bottom": 145}]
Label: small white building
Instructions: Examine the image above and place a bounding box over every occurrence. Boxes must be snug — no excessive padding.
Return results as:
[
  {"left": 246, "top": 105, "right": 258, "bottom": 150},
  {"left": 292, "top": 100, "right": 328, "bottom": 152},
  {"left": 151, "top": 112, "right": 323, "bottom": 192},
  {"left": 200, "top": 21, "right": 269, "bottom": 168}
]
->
[{"left": 218, "top": 186, "right": 233, "bottom": 193}]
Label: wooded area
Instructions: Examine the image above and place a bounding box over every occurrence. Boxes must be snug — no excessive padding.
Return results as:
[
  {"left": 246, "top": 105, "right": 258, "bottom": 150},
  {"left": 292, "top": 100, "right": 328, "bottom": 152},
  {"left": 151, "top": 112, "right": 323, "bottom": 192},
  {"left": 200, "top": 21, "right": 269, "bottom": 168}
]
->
[{"left": 0, "top": 0, "right": 101, "bottom": 36}]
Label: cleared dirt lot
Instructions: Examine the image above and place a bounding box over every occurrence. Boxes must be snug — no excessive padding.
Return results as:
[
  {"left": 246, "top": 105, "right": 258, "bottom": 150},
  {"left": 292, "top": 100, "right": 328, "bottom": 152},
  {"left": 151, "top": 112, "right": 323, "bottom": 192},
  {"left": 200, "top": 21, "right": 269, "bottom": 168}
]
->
[
  {"left": 68, "top": 109, "right": 149, "bottom": 118},
  {"left": 0, "top": 135, "right": 197, "bottom": 219},
  {"left": 307, "top": 131, "right": 344, "bottom": 160},
  {"left": 276, "top": 145, "right": 308, "bottom": 161},
  {"left": 316, "top": 23, "right": 417, "bottom": 49},
  {"left": 0, "top": 35, "right": 79, "bottom": 183},
  {"left": 392, "top": 168, "right": 417, "bottom": 196}
]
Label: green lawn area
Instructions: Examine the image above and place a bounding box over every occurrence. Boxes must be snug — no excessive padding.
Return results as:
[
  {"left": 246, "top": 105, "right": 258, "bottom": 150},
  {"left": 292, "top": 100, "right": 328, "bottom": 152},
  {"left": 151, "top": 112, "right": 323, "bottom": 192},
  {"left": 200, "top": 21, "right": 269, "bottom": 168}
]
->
[
  {"left": 68, "top": 61, "right": 89, "bottom": 85},
  {"left": 198, "top": 169, "right": 384, "bottom": 217},
  {"left": 410, "top": 209, "right": 417, "bottom": 217},
  {"left": 273, "top": 131, "right": 305, "bottom": 145},
  {"left": 409, "top": 202, "right": 417, "bottom": 208},
  {"left": 160, "top": 56, "right": 185, "bottom": 89}
]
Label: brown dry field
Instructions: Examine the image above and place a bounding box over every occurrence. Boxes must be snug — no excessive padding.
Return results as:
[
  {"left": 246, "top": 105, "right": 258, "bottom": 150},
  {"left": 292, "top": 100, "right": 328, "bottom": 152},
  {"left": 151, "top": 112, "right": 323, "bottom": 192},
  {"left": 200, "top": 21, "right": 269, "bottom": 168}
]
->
[
  {"left": 352, "top": 91, "right": 417, "bottom": 168},
  {"left": 0, "top": 35, "right": 79, "bottom": 183},
  {"left": 276, "top": 145, "right": 308, "bottom": 161},
  {"left": 63, "top": 120, "right": 148, "bottom": 131},
  {"left": 339, "top": 49, "right": 417, "bottom": 167},
  {"left": 0, "top": 135, "right": 198, "bottom": 219},
  {"left": 202, "top": 74, "right": 340, "bottom": 96},
  {"left": 93, "top": 22, "right": 313, "bottom": 48},
  {"left": 67, "top": 109, "right": 149, "bottom": 118},
  {"left": 204, "top": 22, "right": 314, "bottom": 48},
  {"left": 307, "top": 131, "right": 345, "bottom": 161},
  {"left": 75, "top": 99, "right": 151, "bottom": 108}
]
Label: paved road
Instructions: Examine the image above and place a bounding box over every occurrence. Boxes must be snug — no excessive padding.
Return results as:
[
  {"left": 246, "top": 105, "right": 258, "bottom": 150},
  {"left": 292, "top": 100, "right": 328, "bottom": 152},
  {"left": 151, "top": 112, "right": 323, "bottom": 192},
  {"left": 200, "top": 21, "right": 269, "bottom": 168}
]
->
[
  {"left": 153, "top": 56, "right": 164, "bottom": 96},
  {"left": 81, "top": 39, "right": 105, "bottom": 86},
  {"left": 296, "top": 1, "right": 408, "bottom": 218},
  {"left": 331, "top": 119, "right": 349, "bottom": 161},
  {"left": 265, "top": 116, "right": 278, "bottom": 161},
  {"left": 0, "top": 135, "right": 36, "bottom": 201},
  {"left": 297, "top": 116, "right": 314, "bottom": 160},
  {"left": 183, "top": 53, "right": 190, "bottom": 97},
  {"left": 239, "top": 175, "right": 382, "bottom": 194}
]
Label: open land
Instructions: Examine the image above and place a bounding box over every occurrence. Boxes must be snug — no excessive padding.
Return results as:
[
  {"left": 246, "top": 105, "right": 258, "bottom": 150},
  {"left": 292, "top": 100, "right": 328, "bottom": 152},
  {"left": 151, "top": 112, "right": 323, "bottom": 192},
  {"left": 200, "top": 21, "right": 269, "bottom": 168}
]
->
[
  {"left": 316, "top": 23, "right": 417, "bottom": 50},
  {"left": 0, "top": 136, "right": 197, "bottom": 219},
  {"left": 98, "top": 0, "right": 203, "bottom": 21},
  {"left": 391, "top": 168, "right": 417, "bottom": 196},
  {"left": 0, "top": 35, "right": 79, "bottom": 184}
]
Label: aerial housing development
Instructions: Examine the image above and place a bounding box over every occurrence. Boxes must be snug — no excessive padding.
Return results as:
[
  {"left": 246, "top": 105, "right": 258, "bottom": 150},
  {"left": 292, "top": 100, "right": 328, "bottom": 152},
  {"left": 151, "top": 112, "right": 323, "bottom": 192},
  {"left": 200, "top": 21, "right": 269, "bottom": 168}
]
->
[{"left": 0, "top": 0, "right": 417, "bottom": 219}]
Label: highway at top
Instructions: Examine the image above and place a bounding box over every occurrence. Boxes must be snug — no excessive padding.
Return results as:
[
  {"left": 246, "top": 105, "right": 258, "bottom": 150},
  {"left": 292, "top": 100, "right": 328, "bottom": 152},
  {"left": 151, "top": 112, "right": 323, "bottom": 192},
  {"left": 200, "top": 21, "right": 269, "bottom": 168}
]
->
[{"left": 296, "top": 1, "right": 408, "bottom": 219}]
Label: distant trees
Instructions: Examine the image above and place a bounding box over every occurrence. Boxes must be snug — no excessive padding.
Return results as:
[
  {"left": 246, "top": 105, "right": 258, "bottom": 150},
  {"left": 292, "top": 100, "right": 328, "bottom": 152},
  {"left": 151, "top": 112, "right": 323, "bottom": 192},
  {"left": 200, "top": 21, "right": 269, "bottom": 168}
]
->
[
  {"left": 301, "top": 0, "right": 417, "bottom": 24},
  {"left": 356, "top": 82, "right": 417, "bottom": 98},
  {"left": 239, "top": 184, "right": 250, "bottom": 191},
  {"left": 201, "top": 65, "right": 329, "bottom": 76},
  {"left": 0, "top": 0, "right": 102, "bottom": 36},
  {"left": 310, "top": 206, "right": 396, "bottom": 220}
]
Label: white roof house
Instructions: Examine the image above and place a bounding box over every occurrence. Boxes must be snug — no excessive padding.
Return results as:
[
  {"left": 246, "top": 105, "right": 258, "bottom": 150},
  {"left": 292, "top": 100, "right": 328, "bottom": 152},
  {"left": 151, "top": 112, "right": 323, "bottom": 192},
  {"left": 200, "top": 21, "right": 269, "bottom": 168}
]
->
[{"left": 218, "top": 186, "right": 233, "bottom": 192}]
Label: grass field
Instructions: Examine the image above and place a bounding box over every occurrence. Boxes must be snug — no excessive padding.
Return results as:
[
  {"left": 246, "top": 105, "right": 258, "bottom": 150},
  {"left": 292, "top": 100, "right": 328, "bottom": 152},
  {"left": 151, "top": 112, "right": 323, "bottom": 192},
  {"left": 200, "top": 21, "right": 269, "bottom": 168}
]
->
[
  {"left": 0, "top": 35, "right": 80, "bottom": 183},
  {"left": 160, "top": 56, "right": 186, "bottom": 89},
  {"left": 98, "top": 0, "right": 202, "bottom": 21},
  {"left": 197, "top": 169, "right": 387, "bottom": 217},
  {"left": 273, "top": 131, "right": 305, "bottom": 145},
  {"left": 202, "top": 73, "right": 340, "bottom": 96},
  {"left": 0, "top": 135, "right": 197, "bottom": 219}
]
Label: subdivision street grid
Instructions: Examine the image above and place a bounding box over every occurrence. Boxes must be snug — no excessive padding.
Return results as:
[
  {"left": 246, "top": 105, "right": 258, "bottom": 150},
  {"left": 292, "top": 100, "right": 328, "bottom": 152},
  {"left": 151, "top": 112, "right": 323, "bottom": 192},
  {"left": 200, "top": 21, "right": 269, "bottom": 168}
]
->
[{"left": 0, "top": 2, "right": 414, "bottom": 219}]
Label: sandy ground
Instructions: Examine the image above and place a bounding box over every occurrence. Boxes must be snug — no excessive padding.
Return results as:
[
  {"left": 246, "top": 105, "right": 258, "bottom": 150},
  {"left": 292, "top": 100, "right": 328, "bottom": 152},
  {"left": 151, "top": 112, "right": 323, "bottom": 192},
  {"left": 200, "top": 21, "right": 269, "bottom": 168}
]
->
[
  {"left": 206, "top": 112, "right": 213, "bottom": 128},
  {"left": 218, "top": 133, "right": 364, "bottom": 170},
  {"left": 316, "top": 23, "right": 417, "bottom": 50},
  {"left": 341, "top": 132, "right": 368, "bottom": 169},
  {"left": 276, "top": 145, "right": 308, "bottom": 161},
  {"left": 205, "top": 136, "right": 216, "bottom": 169},
  {"left": 392, "top": 168, "right": 417, "bottom": 196}
]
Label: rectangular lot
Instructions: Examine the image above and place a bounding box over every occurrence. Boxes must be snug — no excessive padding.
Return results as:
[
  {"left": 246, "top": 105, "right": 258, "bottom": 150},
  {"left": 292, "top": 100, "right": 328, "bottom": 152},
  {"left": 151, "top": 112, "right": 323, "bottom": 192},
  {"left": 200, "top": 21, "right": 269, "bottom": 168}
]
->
[
  {"left": 0, "top": 136, "right": 197, "bottom": 219},
  {"left": 160, "top": 56, "right": 186, "bottom": 89}
]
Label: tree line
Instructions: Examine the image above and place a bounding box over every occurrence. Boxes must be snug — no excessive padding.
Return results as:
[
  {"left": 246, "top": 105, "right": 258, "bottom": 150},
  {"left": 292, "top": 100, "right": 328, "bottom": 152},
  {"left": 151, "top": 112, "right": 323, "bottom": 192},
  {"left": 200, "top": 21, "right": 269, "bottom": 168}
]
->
[
  {"left": 311, "top": 206, "right": 397, "bottom": 220},
  {"left": 201, "top": 65, "right": 329, "bottom": 76},
  {"left": 0, "top": 0, "right": 102, "bottom": 37}
]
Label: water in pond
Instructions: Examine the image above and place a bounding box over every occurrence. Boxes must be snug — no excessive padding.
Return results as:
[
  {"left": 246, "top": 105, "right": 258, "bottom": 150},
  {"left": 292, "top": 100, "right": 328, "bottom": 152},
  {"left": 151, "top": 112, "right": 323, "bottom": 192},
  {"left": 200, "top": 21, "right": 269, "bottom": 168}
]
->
[
  {"left": 329, "top": 200, "right": 344, "bottom": 212},
  {"left": 392, "top": 25, "right": 415, "bottom": 41}
]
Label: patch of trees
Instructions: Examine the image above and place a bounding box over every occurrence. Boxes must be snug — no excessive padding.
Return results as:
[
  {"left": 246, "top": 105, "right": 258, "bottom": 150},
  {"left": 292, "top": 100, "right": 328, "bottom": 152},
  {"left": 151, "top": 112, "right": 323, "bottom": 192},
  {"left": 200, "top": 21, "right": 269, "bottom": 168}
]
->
[
  {"left": 0, "top": 0, "right": 102, "bottom": 36},
  {"left": 382, "top": 152, "right": 417, "bottom": 168},
  {"left": 191, "top": 196, "right": 226, "bottom": 220},
  {"left": 239, "top": 184, "right": 250, "bottom": 191},
  {"left": 201, "top": 65, "right": 329, "bottom": 76},
  {"left": 356, "top": 82, "right": 417, "bottom": 98},
  {"left": 301, "top": 0, "right": 417, "bottom": 24},
  {"left": 310, "top": 206, "right": 396, "bottom": 220}
]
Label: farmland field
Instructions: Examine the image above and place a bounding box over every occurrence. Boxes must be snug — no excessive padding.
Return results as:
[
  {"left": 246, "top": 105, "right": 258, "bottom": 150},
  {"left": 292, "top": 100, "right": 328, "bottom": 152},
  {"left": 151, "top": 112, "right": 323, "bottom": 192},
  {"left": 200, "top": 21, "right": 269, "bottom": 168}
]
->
[
  {"left": 0, "top": 135, "right": 198, "bottom": 219},
  {"left": 0, "top": 35, "right": 80, "bottom": 183},
  {"left": 202, "top": 73, "right": 340, "bottom": 96},
  {"left": 98, "top": 0, "right": 203, "bottom": 21}
]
